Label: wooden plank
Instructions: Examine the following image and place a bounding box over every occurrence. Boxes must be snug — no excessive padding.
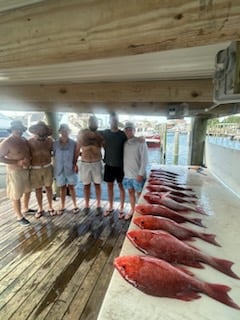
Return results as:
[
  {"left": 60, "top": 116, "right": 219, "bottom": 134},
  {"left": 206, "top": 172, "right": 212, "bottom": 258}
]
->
[
  {"left": 32, "top": 212, "right": 130, "bottom": 320},
  {"left": 0, "top": 187, "right": 131, "bottom": 320},
  {"left": 0, "top": 0, "right": 239, "bottom": 68},
  {"left": 0, "top": 80, "right": 213, "bottom": 103},
  {"left": 78, "top": 221, "right": 130, "bottom": 320},
  {"left": 0, "top": 207, "right": 126, "bottom": 319}
]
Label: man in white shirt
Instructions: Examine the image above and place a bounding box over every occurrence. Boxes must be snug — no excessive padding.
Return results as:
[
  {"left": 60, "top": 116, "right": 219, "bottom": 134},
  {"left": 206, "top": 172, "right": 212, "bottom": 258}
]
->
[{"left": 122, "top": 121, "right": 148, "bottom": 220}]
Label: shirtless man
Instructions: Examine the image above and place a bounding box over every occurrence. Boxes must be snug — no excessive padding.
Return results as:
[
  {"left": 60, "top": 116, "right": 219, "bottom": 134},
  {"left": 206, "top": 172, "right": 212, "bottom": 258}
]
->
[
  {"left": 0, "top": 120, "right": 33, "bottom": 225},
  {"left": 28, "top": 121, "right": 55, "bottom": 218},
  {"left": 76, "top": 115, "right": 104, "bottom": 215}
]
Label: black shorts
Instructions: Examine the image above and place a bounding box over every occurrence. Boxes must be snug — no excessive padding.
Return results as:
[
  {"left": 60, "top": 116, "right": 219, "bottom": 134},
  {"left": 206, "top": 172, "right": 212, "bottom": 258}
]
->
[{"left": 104, "top": 164, "right": 124, "bottom": 183}]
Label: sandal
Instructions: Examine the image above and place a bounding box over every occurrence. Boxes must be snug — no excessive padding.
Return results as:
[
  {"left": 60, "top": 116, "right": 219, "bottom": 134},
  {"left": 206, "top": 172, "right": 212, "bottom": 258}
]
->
[
  {"left": 48, "top": 209, "right": 57, "bottom": 216},
  {"left": 24, "top": 208, "right": 37, "bottom": 214},
  {"left": 96, "top": 207, "right": 103, "bottom": 216},
  {"left": 104, "top": 209, "right": 114, "bottom": 217},
  {"left": 124, "top": 213, "right": 133, "bottom": 221},
  {"left": 82, "top": 207, "right": 90, "bottom": 215},
  {"left": 118, "top": 211, "right": 125, "bottom": 219},
  {"left": 57, "top": 208, "right": 65, "bottom": 215},
  {"left": 73, "top": 207, "right": 80, "bottom": 214},
  {"left": 35, "top": 211, "right": 44, "bottom": 219}
]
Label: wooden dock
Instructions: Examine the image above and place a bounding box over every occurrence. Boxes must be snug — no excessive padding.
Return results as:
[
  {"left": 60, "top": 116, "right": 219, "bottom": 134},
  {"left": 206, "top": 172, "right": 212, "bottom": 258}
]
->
[{"left": 0, "top": 189, "right": 131, "bottom": 320}]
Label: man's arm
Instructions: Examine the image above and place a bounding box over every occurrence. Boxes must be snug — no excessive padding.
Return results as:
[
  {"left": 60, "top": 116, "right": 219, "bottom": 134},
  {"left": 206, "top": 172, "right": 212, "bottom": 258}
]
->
[{"left": 138, "top": 142, "right": 148, "bottom": 177}]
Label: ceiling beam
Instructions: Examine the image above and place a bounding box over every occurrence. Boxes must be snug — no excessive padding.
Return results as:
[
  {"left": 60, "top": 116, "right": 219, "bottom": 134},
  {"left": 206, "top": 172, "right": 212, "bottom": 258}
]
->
[
  {"left": 0, "top": 79, "right": 213, "bottom": 104},
  {"left": 0, "top": 0, "right": 239, "bottom": 68}
]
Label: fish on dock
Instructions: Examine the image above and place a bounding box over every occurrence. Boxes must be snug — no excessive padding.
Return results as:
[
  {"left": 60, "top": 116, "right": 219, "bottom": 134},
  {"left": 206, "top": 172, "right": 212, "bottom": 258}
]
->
[
  {"left": 127, "top": 230, "right": 239, "bottom": 279},
  {"left": 135, "top": 204, "right": 204, "bottom": 227},
  {"left": 114, "top": 255, "right": 240, "bottom": 309},
  {"left": 146, "top": 184, "right": 198, "bottom": 198},
  {"left": 144, "top": 192, "right": 206, "bottom": 214},
  {"left": 133, "top": 215, "right": 220, "bottom": 246},
  {"left": 148, "top": 178, "right": 194, "bottom": 191}
]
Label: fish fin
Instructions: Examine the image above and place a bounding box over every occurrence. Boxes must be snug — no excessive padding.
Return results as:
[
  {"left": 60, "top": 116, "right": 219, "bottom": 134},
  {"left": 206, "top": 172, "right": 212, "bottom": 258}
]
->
[
  {"left": 177, "top": 292, "right": 201, "bottom": 301},
  {"left": 210, "top": 257, "right": 240, "bottom": 279},
  {"left": 174, "top": 265, "right": 195, "bottom": 277},
  {"left": 190, "top": 218, "right": 205, "bottom": 228},
  {"left": 196, "top": 206, "right": 207, "bottom": 215},
  {"left": 186, "top": 261, "right": 205, "bottom": 268},
  {"left": 188, "top": 243, "right": 201, "bottom": 251},
  {"left": 206, "top": 283, "right": 240, "bottom": 309},
  {"left": 199, "top": 233, "right": 221, "bottom": 247}
]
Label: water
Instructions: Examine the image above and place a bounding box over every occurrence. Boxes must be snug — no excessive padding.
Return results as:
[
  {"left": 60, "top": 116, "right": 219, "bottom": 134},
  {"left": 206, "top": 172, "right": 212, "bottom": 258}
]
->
[{"left": 206, "top": 135, "right": 240, "bottom": 150}]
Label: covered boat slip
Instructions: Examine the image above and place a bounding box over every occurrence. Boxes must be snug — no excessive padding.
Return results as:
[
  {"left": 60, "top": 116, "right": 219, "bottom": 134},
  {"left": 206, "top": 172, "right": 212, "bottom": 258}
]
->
[
  {"left": 0, "top": 192, "right": 131, "bottom": 320},
  {"left": 98, "top": 166, "right": 240, "bottom": 320}
]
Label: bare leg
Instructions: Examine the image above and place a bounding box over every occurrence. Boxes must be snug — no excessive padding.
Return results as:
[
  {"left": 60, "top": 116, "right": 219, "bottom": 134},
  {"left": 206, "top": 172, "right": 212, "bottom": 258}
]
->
[
  {"left": 12, "top": 199, "right": 23, "bottom": 220},
  {"left": 124, "top": 188, "right": 135, "bottom": 220},
  {"left": 35, "top": 188, "right": 43, "bottom": 212},
  {"left": 94, "top": 183, "right": 101, "bottom": 208},
  {"left": 107, "top": 182, "right": 114, "bottom": 210},
  {"left": 22, "top": 192, "right": 31, "bottom": 212},
  {"left": 68, "top": 185, "right": 77, "bottom": 208},
  {"left": 118, "top": 182, "right": 125, "bottom": 212},
  {"left": 128, "top": 188, "right": 136, "bottom": 215},
  {"left": 84, "top": 184, "right": 91, "bottom": 208},
  {"left": 46, "top": 186, "right": 53, "bottom": 210},
  {"left": 60, "top": 185, "right": 67, "bottom": 209}
]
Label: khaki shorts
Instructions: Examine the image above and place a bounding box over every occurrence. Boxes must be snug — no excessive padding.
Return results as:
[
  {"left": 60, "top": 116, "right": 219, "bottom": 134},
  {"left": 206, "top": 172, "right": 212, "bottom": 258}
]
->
[
  {"left": 6, "top": 169, "right": 31, "bottom": 200},
  {"left": 80, "top": 161, "right": 102, "bottom": 185},
  {"left": 30, "top": 165, "right": 53, "bottom": 189}
]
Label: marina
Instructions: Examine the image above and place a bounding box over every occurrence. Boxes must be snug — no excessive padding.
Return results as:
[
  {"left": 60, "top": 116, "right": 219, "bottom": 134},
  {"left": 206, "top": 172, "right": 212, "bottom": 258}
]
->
[{"left": 0, "top": 2, "right": 240, "bottom": 320}]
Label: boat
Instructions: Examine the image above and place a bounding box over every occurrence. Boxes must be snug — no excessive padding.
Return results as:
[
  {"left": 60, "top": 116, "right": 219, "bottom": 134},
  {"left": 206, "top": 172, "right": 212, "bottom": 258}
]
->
[
  {"left": 145, "top": 134, "right": 161, "bottom": 148},
  {"left": 135, "top": 127, "right": 161, "bottom": 148}
]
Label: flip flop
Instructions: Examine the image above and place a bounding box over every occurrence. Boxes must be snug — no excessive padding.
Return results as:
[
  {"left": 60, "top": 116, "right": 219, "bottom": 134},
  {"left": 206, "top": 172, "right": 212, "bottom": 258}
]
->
[
  {"left": 48, "top": 209, "right": 57, "bottom": 216},
  {"left": 24, "top": 208, "right": 37, "bottom": 214},
  {"left": 118, "top": 211, "right": 125, "bottom": 219},
  {"left": 104, "top": 209, "right": 114, "bottom": 217},
  {"left": 35, "top": 211, "right": 44, "bottom": 219},
  {"left": 124, "top": 213, "right": 133, "bottom": 221},
  {"left": 57, "top": 208, "right": 65, "bottom": 215},
  {"left": 96, "top": 207, "right": 103, "bottom": 216},
  {"left": 73, "top": 207, "right": 80, "bottom": 214}
]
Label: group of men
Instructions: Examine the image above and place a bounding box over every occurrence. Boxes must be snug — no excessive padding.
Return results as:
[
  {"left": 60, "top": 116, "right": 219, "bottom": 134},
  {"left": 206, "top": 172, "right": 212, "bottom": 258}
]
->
[{"left": 0, "top": 112, "right": 148, "bottom": 226}]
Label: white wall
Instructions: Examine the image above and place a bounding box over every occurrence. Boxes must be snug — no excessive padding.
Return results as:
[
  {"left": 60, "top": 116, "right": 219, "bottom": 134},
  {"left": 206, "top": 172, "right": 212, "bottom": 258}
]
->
[{"left": 205, "top": 141, "right": 240, "bottom": 197}]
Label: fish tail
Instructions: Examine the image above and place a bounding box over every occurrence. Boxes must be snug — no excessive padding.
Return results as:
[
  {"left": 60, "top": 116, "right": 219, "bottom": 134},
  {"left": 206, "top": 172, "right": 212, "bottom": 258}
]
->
[
  {"left": 210, "top": 257, "right": 240, "bottom": 279},
  {"left": 205, "top": 283, "right": 240, "bottom": 309},
  {"left": 196, "top": 206, "right": 207, "bottom": 215},
  {"left": 190, "top": 217, "right": 205, "bottom": 227},
  {"left": 199, "top": 233, "right": 221, "bottom": 247}
]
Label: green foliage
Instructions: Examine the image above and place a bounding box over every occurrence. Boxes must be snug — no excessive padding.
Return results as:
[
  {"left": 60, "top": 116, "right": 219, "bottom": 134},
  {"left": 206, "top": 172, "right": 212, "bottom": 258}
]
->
[{"left": 222, "top": 116, "right": 240, "bottom": 123}]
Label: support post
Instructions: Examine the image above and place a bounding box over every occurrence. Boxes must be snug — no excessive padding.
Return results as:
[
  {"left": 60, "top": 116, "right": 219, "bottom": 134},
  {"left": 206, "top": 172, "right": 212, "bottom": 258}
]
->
[
  {"left": 188, "top": 116, "right": 209, "bottom": 165},
  {"left": 173, "top": 131, "right": 179, "bottom": 165}
]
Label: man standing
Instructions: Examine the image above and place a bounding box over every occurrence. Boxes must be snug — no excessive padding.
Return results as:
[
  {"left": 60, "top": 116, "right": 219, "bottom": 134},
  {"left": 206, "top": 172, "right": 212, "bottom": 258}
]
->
[
  {"left": 76, "top": 115, "right": 104, "bottom": 215},
  {"left": 0, "top": 120, "right": 33, "bottom": 225},
  {"left": 122, "top": 121, "right": 148, "bottom": 220},
  {"left": 53, "top": 123, "right": 79, "bottom": 214},
  {"left": 100, "top": 112, "right": 127, "bottom": 217},
  {"left": 28, "top": 121, "right": 55, "bottom": 218}
]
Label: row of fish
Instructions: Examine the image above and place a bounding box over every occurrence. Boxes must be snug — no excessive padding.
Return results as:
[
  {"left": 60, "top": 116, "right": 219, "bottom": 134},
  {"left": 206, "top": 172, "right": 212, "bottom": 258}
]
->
[{"left": 114, "top": 167, "right": 240, "bottom": 310}]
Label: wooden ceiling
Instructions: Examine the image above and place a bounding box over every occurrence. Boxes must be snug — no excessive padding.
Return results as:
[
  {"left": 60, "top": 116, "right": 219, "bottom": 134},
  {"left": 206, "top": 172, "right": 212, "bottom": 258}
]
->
[{"left": 0, "top": 0, "right": 240, "bottom": 118}]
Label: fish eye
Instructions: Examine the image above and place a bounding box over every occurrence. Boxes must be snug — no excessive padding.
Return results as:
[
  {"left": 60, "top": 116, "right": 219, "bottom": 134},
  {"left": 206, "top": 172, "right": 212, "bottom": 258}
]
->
[{"left": 140, "top": 221, "right": 144, "bottom": 226}]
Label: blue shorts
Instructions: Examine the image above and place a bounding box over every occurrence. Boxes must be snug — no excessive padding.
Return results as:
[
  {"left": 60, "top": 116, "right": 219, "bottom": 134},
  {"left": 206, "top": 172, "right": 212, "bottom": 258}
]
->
[
  {"left": 122, "top": 177, "right": 145, "bottom": 192},
  {"left": 55, "top": 173, "right": 78, "bottom": 187}
]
